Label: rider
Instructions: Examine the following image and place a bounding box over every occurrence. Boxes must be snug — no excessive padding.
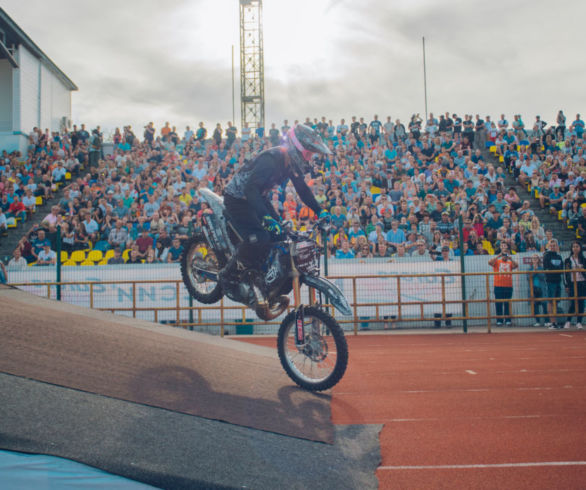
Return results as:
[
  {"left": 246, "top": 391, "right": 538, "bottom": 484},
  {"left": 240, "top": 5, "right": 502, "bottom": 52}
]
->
[{"left": 221, "top": 124, "right": 331, "bottom": 288}]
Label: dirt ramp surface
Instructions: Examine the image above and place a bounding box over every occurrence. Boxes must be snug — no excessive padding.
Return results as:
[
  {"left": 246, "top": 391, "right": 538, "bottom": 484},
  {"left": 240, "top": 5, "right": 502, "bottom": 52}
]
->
[{"left": 0, "top": 286, "right": 333, "bottom": 443}]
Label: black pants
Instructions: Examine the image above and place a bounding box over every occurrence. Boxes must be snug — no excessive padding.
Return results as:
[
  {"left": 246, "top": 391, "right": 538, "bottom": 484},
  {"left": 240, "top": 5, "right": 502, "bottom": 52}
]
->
[
  {"left": 566, "top": 281, "right": 586, "bottom": 323},
  {"left": 434, "top": 313, "right": 452, "bottom": 328},
  {"left": 532, "top": 288, "right": 547, "bottom": 323},
  {"left": 494, "top": 286, "right": 513, "bottom": 322},
  {"left": 224, "top": 194, "right": 272, "bottom": 269}
]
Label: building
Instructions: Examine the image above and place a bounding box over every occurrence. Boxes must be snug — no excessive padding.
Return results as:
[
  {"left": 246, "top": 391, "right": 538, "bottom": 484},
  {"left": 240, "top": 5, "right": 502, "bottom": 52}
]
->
[{"left": 0, "top": 8, "right": 77, "bottom": 154}]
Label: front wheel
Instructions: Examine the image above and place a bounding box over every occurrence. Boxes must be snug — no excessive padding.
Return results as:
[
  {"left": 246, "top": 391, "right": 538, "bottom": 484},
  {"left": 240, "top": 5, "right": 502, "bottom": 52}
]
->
[
  {"left": 277, "top": 306, "right": 348, "bottom": 391},
  {"left": 180, "top": 234, "right": 224, "bottom": 304}
]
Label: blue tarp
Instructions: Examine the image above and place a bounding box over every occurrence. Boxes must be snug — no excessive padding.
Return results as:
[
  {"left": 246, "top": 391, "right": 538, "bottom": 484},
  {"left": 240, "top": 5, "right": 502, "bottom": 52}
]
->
[{"left": 0, "top": 450, "right": 157, "bottom": 489}]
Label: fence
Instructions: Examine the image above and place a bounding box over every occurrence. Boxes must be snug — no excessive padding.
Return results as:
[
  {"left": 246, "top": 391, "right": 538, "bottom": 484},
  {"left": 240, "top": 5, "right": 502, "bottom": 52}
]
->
[{"left": 7, "top": 260, "right": 585, "bottom": 335}]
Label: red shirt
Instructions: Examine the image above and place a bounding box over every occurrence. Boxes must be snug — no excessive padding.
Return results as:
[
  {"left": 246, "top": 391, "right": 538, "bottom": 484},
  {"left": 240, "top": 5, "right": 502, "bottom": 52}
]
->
[
  {"left": 493, "top": 258, "right": 514, "bottom": 288},
  {"left": 135, "top": 235, "right": 154, "bottom": 254},
  {"left": 9, "top": 201, "right": 25, "bottom": 213}
]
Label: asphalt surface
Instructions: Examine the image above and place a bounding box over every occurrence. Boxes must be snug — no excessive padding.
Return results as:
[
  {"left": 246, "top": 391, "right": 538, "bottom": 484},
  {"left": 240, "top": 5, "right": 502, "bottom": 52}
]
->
[{"left": 0, "top": 373, "right": 381, "bottom": 489}]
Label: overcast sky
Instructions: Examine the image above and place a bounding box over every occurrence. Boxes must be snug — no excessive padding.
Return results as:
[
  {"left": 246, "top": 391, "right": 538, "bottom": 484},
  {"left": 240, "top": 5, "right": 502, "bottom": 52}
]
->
[{"left": 3, "top": 0, "right": 585, "bottom": 136}]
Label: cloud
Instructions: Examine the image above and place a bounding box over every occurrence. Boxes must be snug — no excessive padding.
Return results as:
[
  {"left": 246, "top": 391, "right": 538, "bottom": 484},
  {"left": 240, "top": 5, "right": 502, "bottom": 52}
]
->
[{"left": 2, "top": 0, "right": 585, "bottom": 134}]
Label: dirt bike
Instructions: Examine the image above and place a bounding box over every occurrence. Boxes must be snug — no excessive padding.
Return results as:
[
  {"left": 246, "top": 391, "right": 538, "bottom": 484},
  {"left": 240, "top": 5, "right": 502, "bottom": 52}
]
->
[{"left": 181, "top": 188, "right": 350, "bottom": 391}]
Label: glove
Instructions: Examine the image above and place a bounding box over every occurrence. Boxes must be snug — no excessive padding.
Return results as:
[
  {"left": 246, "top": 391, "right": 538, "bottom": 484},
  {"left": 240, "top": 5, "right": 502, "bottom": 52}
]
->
[{"left": 261, "top": 215, "right": 282, "bottom": 237}]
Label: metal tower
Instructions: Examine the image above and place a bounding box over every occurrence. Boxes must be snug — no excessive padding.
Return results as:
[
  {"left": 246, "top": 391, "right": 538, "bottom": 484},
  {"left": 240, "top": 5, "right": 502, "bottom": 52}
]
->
[{"left": 239, "top": 0, "right": 265, "bottom": 130}]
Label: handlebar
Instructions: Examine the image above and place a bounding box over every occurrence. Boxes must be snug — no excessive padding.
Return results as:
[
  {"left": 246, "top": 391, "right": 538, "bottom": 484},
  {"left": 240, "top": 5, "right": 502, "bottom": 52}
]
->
[{"left": 282, "top": 216, "right": 331, "bottom": 242}]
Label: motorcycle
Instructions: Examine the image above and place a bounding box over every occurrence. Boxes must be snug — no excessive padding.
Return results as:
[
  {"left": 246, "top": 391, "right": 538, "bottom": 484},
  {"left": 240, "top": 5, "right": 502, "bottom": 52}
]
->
[{"left": 181, "top": 188, "right": 350, "bottom": 391}]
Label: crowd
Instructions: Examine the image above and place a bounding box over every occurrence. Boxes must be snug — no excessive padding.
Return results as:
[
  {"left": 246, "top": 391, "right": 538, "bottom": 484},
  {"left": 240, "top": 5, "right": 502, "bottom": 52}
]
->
[
  {"left": 488, "top": 238, "right": 585, "bottom": 329},
  {"left": 0, "top": 111, "right": 584, "bottom": 272}
]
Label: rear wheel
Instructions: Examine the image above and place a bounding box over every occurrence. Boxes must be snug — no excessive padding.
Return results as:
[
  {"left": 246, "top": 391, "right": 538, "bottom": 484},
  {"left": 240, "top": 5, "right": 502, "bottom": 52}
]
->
[
  {"left": 180, "top": 234, "right": 224, "bottom": 304},
  {"left": 277, "top": 306, "right": 348, "bottom": 391}
]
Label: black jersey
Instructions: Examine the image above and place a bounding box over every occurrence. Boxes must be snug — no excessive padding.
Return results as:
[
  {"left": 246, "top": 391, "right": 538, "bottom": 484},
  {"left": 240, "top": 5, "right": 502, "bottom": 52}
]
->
[{"left": 224, "top": 147, "right": 321, "bottom": 222}]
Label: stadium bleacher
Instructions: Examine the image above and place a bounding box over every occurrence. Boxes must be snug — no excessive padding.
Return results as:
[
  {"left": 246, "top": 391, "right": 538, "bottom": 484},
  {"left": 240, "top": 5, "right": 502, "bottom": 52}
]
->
[{"left": 0, "top": 113, "right": 584, "bottom": 268}]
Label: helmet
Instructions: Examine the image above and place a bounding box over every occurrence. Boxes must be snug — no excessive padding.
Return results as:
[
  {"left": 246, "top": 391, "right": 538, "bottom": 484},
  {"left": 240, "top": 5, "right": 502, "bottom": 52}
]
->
[{"left": 285, "top": 124, "right": 332, "bottom": 175}]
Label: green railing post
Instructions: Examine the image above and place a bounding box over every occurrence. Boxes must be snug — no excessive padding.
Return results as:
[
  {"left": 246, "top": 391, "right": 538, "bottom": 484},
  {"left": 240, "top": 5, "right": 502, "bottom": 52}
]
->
[
  {"left": 322, "top": 229, "right": 329, "bottom": 277},
  {"left": 188, "top": 295, "right": 194, "bottom": 330},
  {"left": 458, "top": 215, "right": 468, "bottom": 333},
  {"left": 188, "top": 219, "right": 194, "bottom": 330},
  {"left": 56, "top": 224, "right": 62, "bottom": 301},
  {"left": 321, "top": 229, "right": 330, "bottom": 306}
]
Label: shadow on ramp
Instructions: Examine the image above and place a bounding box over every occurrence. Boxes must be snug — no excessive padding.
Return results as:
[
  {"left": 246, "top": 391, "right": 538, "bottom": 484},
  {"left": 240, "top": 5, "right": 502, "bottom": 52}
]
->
[{"left": 0, "top": 286, "right": 333, "bottom": 443}]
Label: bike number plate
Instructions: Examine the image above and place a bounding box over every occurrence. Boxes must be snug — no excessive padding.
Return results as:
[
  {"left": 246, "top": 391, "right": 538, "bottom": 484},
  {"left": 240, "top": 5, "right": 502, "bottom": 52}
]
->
[{"left": 295, "top": 306, "right": 305, "bottom": 345}]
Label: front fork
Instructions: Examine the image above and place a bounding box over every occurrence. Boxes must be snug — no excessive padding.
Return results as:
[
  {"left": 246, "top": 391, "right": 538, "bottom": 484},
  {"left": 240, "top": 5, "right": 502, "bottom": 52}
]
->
[{"left": 291, "top": 257, "right": 317, "bottom": 346}]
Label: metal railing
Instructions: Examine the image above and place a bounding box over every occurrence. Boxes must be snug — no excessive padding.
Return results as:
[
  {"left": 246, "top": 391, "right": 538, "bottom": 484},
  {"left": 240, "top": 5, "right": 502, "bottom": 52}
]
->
[{"left": 9, "top": 269, "right": 585, "bottom": 335}]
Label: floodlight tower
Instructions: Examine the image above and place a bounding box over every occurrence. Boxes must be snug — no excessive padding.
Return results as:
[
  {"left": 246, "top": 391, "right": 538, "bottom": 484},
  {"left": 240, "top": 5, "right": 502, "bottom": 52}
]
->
[{"left": 239, "top": 0, "right": 265, "bottom": 131}]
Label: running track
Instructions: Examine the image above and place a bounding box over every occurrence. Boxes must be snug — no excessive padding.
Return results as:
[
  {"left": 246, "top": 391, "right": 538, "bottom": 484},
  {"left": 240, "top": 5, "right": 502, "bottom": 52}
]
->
[{"left": 242, "top": 331, "right": 586, "bottom": 489}]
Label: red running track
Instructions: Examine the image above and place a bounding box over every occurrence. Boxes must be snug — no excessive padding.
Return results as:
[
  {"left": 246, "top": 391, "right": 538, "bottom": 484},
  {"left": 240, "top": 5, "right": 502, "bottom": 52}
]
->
[{"left": 241, "top": 331, "right": 586, "bottom": 489}]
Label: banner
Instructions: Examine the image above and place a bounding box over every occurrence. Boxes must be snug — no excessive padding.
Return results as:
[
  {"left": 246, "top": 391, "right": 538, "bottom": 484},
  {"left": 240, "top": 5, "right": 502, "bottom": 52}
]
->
[{"left": 10, "top": 259, "right": 462, "bottom": 323}]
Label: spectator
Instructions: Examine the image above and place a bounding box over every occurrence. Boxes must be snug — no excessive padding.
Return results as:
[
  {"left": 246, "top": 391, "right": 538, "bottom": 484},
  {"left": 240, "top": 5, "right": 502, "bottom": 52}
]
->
[
  {"left": 488, "top": 242, "right": 518, "bottom": 325},
  {"left": 212, "top": 123, "right": 223, "bottom": 146},
  {"left": 22, "top": 188, "right": 37, "bottom": 218},
  {"left": 0, "top": 209, "right": 7, "bottom": 236},
  {"left": 145, "top": 248, "right": 160, "bottom": 264},
  {"left": 52, "top": 160, "right": 67, "bottom": 184},
  {"left": 126, "top": 248, "right": 142, "bottom": 264},
  {"left": 335, "top": 239, "right": 355, "bottom": 259},
  {"left": 528, "top": 254, "right": 548, "bottom": 327},
  {"left": 435, "top": 245, "right": 452, "bottom": 262},
  {"left": 348, "top": 220, "right": 366, "bottom": 246},
  {"left": 577, "top": 206, "right": 586, "bottom": 238},
  {"left": 59, "top": 222, "right": 75, "bottom": 253},
  {"left": 412, "top": 240, "right": 431, "bottom": 258},
  {"left": 108, "top": 219, "right": 129, "bottom": 250},
  {"left": 373, "top": 241, "right": 392, "bottom": 258},
  {"left": 543, "top": 239, "right": 564, "bottom": 329},
  {"left": 355, "top": 237, "right": 373, "bottom": 258},
  {"left": 36, "top": 243, "right": 57, "bottom": 266},
  {"left": 548, "top": 186, "right": 564, "bottom": 213},
  {"left": 31, "top": 229, "right": 50, "bottom": 262},
  {"left": 7, "top": 195, "right": 26, "bottom": 221},
  {"left": 108, "top": 247, "right": 125, "bottom": 264},
  {"left": 563, "top": 241, "right": 585, "bottom": 329},
  {"left": 7, "top": 248, "right": 27, "bottom": 270},
  {"left": 226, "top": 121, "right": 237, "bottom": 148},
  {"left": 42, "top": 205, "right": 61, "bottom": 228},
  {"left": 135, "top": 229, "right": 154, "bottom": 259},
  {"left": 386, "top": 220, "right": 406, "bottom": 247},
  {"left": 81, "top": 212, "right": 99, "bottom": 243},
  {"left": 437, "top": 212, "right": 455, "bottom": 236},
  {"left": 196, "top": 121, "right": 207, "bottom": 141},
  {"left": 330, "top": 206, "right": 347, "bottom": 231},
  {"left": 393, "top": 243, "right": 409, "bottom": 259},
  {"left": 0, "top": 256, "right": 6, "bottom": 283},
  {"left": 88, "top": 129, "right": 101, "bottom": 167},
  {"left": 73, "top": 222, "right": 90, "bottom": 251},
  {"left": 167, "top": 237, "right": 184, "bottom": 263}
]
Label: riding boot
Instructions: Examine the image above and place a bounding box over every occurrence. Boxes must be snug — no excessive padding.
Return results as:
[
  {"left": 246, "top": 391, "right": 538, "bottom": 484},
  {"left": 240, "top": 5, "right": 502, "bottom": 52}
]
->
[{"left": 219, "top": 248, "right": 241, "bottom": 284}]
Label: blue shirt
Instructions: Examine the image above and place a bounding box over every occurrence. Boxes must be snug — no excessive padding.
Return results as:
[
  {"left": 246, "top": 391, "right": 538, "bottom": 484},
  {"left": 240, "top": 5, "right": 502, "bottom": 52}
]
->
[
  {"left": 386, "top": 228, "right": 406, "bottom": 244},
  {"left": 335, "top": 249, "right": 355, "bottom": 259}
]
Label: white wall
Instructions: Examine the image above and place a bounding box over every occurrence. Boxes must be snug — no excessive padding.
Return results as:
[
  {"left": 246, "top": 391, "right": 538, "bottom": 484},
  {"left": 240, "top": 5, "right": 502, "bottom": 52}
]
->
[
  {"left": 50, "top": 71, "right": 71, "bottom": 131},
  {"left": 17, "top": 44, "right": 40, "bottom": 132},
  {"left": 13, "top": 44, "right": 72, "bottom": 134},
  {"left": 40, "top": 64, "right": 71, "bottom": 131},
  {"left": 40, "top": 62, "right": 52, "bottom": 130},
  {"left": 0, "top": 59, "right": 12, "bottom": 132}
]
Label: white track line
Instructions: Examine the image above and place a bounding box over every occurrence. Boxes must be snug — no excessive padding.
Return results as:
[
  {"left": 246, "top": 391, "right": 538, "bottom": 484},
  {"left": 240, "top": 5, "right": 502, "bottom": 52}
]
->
[
  {"left": 379, "top": 414, "right": 550, "bottom": 422},
  {"left": 379, "top": 461, "right": 586, "bottom": 470},
  {"left": 466, "top": 370, "right": 477, "bottom": 375},
  {"left": 559, "top": 334, "right": 573, "bottom": 338}
]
